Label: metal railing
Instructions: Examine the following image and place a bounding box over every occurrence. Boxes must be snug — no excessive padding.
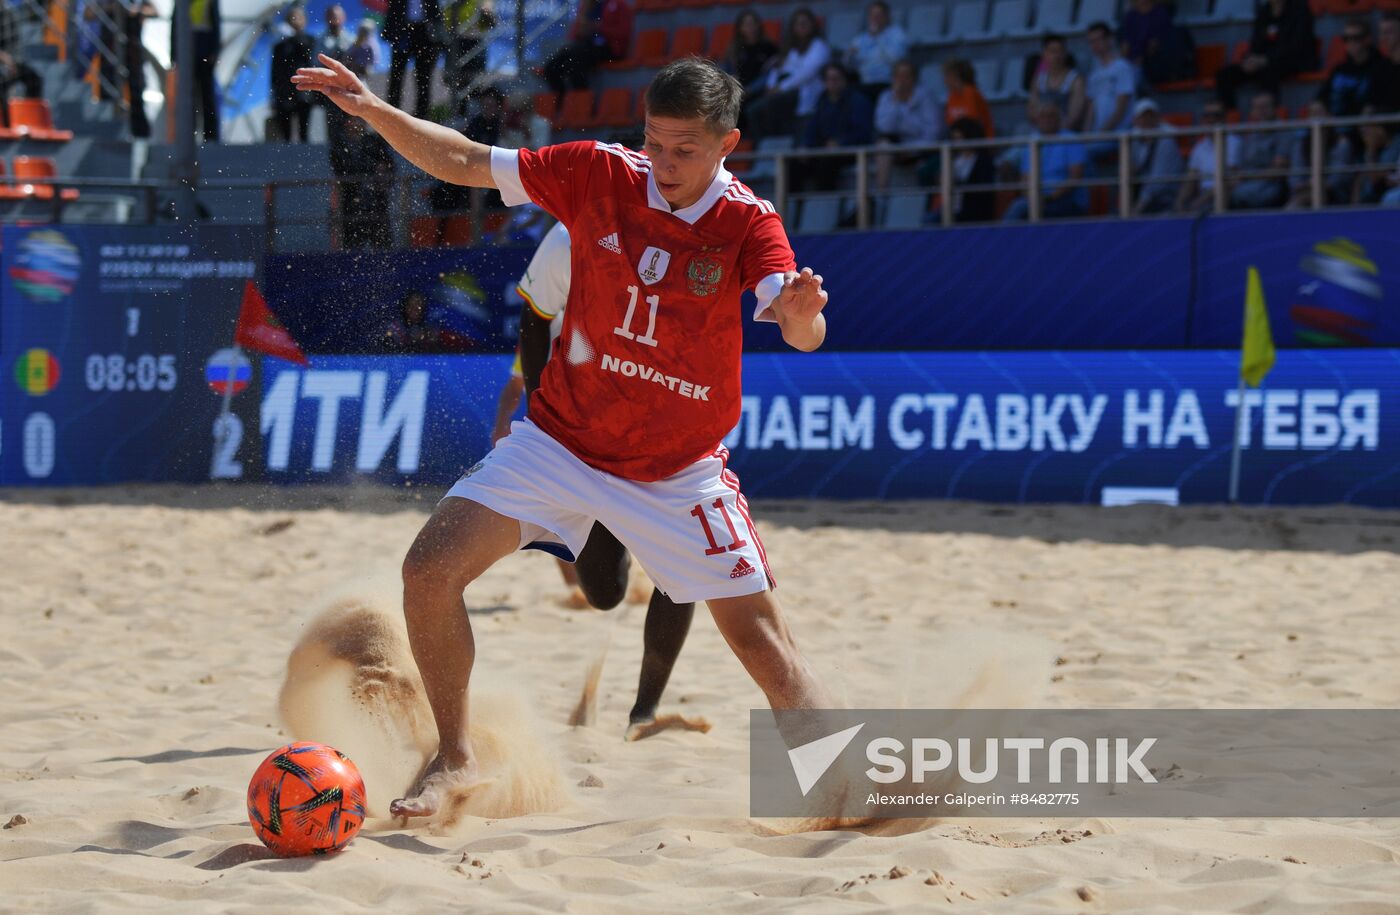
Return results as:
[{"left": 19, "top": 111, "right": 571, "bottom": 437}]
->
[
  {"left": 729, "top": 111, "right": 1400, "bottom": 229},
  {"left": 5, "top": 114, "right": 1399, "bottom": 243}
]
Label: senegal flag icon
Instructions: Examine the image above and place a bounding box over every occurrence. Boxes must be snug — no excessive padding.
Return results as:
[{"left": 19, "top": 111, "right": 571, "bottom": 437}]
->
[{"left": 14, "top": 348, "right": 60, "bottom": 395}]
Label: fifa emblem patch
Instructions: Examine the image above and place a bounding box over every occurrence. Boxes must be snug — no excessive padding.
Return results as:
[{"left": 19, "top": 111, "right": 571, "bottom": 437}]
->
[
  {"left": 638, "top": 247, "right": 671, "bottom": 285},
  {"left": 687, "top": 251, "right": 724, "bottom": 296}
]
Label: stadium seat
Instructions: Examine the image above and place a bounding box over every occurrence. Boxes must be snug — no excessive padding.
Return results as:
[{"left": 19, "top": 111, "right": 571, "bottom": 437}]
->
[
  {"left": 1162, "top": 112, "right": 1195, "bottom": 128},
  {"left": 7, "top": 156, "right": 79, "bottom": 201},
  {"left": 1175, "top": 0, "right": 1215, "bottom": 23},
  {"left": 1207, "top": 0, "right": 1256, "bottom": 22},
  {"left": 1005, "top": 57, "right": 1032, "bottom": 97},
  {"left": 556, "top": 90, "right": 596, "bottom": 130},
  {"left": 972, "top": 58, "right": 1007, "bottom": 100},
  {"left": 595, "top": 88, "right": 634, "bottom": 128},
  {"left": 948, "top": 2, "right": 988, "bottom": 42},
  {"left": 985, "top": 0, "right": 1031, "bottom": 38},
  {"left": 634, "top": 90, "right": 648, "bottom": 123},
  {"left": 763, "top": 19, "right": 782, "bottom": 44},
  {"left": 748, "top": 135, "right": 794, "bottom": 182},
  {"left": 1323, "top": 0, "right": 1373, "bottom": 12},
  {"left": 669, "top": 25, "right": 705, "bottom": 60},
  {"left": 882, "top": 191, "right": 929, "bottom": 228},
  {"left": 1231, "top": 40, "right": 1250, "bottom": 63},
  {"left": 907, "top": 5, "right": 947, "bottom": 45},
  {"left": 42, "top": 0, "right": 66, "bottom": 61},
  {"left": 635, "top": 29, "right": 670, "bottom": 67},
  {"left": 1075, "top": 0, "right": 1118, "bottom": 30},
  {"left": 1034, "top": 0, "right": 1076, "bottom": 33},
  {"left": 1159, "top": 43, "right": 1226, "bottom": 91},
  {"left": 532, "top": 93, "right": 558, "bottom": 124},
  {"left": 827, "top": 10, "right": 864, "bottom": 48},
  {"left": 728, "top": 138, "right": 755, "bottom": 175},
  {"left": 707, "top": 23, "right": 735, "bottom": 60},
  {"left": 797, "top": 196, "right": 841, "bottom": 233}
]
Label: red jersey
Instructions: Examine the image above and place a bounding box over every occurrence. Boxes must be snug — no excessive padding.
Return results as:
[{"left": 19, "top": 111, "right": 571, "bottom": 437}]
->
[{"left": 491, "top": 141, "right": 796, "bottom": 482}]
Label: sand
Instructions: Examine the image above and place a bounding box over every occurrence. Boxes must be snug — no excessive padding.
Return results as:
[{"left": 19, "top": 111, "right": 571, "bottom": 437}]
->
[{"left": 3, "top": 484, "right": 1400, "bottom": 911}]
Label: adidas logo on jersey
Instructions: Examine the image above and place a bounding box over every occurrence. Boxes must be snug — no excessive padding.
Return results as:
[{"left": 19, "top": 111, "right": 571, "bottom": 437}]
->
[
  {"left": 730, "top": 557, "right": 756, "bottom": 579},
  {"left": 597, "top": 233, "right": 622, "bottom": 254}
]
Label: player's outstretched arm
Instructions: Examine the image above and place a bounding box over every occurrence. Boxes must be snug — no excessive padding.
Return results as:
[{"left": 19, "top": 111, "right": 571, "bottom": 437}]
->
[
  {"left": 768, "top": 268, "right": 828, "bottom": 353},
  {"left": 291, "top": 54, "right": 494, "bottom": 188}
]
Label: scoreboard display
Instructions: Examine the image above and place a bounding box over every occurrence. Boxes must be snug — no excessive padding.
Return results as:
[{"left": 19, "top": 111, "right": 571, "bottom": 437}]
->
[{"left": 0, "top": 226, "right": 261, "bottom": 485}]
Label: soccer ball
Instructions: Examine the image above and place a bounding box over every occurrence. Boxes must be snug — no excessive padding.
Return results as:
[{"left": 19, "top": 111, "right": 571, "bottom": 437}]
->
[{"left": 247, "top": 741, "right": 367, "bottom": 857}]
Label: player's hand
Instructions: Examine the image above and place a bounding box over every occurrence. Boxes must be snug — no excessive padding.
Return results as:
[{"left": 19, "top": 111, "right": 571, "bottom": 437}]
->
[
  {"left": 290, "top": 54, "right": 377, "bottom": 117},
  {"left": 773, "top": 268, "right": 828, "bottom": 324}
]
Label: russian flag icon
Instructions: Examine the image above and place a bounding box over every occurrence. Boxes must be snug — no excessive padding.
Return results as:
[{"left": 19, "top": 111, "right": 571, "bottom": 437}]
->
[{"left": 205, "top": 348, "right": 251, "bottom": 396}]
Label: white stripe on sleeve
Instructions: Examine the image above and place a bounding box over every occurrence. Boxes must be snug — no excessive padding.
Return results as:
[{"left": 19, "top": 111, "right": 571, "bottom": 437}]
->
[
  {"left": 490, "top": 147, "right": 530, "bottom": 207},
  {"left": 753, "top": 272, "right": 786, "bottom": 324}
]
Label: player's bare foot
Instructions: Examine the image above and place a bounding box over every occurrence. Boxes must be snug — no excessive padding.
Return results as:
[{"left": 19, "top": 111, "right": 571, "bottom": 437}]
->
[
  {"left": 559, "top": 586, "right": 591, "bottom": 610},
  {"left": 389, "top": 752, "right": 485, "bottom": 820}
]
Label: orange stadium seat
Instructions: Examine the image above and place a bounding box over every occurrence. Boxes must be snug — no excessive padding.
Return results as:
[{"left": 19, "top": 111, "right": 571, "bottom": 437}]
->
[
  {"left": 1298, "top": 36, "right": 1344, "bottom": 82},
  {"left": 1377, "top": 0, "right": 1400, "bottom": 9},
  {"left": 532, "top": 92, "right": 558, "bottom": 124},
  {"left": 42, "top": 0, "right": 66, "bottom": 61},
  {"left": 7, "top": 156, "right": 80, "bottom": 201},
  {"left": 728, "top": 138, "right": 755, "bottom": 174},
  {"left": 669, "top": 25, "right": 706, "bottom": 60},
  {"left": 707, "top": 22, "right": 735, "bottom": 60},
  {"left": 5, "top": 99, "right": 75, "bottom": 142},
  {"left": 557, "top": 90, "right": 596, "bottom": 129},
  {"left": 1159, "top": 43, "right": 1226, "bottom": 91},
  {"left": 763, "top": 19, "right": 782, "bottom": 44},
  {"left": 595, "top": 88, "right": 634, "bottom": 127},
  {"left": 634, "top": 89, "right": 648, "bottom": 122},
  {"left": 636, "top": 29, "right": 670, "bottom": 67}
]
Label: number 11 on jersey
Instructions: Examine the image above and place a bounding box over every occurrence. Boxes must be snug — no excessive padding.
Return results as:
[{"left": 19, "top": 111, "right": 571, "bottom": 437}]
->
[{"left": 614, "top": 284, "right": 659, "bottom": 348}]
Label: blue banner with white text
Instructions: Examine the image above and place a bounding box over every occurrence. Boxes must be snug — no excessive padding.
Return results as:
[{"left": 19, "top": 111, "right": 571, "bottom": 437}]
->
[{"left": 258, "top": 350, "right": 1397, "bottom": 507}]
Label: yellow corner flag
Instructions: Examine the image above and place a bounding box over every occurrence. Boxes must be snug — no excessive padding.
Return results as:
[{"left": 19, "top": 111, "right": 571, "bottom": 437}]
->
[{"left": 1241, "top": 266, "right": 1276, "bottom": 388}]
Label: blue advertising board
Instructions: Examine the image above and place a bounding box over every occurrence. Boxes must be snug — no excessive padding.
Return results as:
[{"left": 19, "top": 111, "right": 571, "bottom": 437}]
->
[
  {"left": 0, "top": 225, "right": 263, "bottom": 485},
  {"left": 259, "top": 349, "right": 1397, "bottom": 507},
  {"left": 262, "top": 209, "right": 1400, "bottom": 354}
]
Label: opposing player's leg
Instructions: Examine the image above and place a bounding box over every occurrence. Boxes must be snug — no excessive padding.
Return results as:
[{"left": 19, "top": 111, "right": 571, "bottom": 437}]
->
[
  {"left": 626, "top": 590, "right": 696, "bottom": 737},
  {"left": 572, "top": 523, "right": 632, "bottom": 610},
  {"left": 707, "top": 590, "right": 834, "bottom": 711},
  {"left": 393, "top": 496, "right": 520, "bottom": 818}
]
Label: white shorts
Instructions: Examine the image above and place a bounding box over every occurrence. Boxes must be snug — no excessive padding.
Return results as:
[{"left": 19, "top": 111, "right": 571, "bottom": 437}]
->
[{"left": 441, "top": 419, "right": 774, "bottom": 604}]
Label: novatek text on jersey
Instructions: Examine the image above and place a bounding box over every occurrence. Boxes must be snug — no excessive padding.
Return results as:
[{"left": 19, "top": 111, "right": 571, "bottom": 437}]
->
[{"left": 600, "top": 353, "right": 711, "bottom": 401}]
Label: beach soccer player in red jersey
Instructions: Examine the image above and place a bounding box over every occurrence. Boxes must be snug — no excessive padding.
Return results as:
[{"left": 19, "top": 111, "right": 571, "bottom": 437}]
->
[{"left": 293, "top": 53, "right": 835, "bottom": 818}]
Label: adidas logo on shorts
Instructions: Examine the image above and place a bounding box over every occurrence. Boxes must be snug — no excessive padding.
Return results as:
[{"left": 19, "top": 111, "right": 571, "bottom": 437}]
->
[
  {"left": 597, "top": 232, "right": 622, "bottom": 254},
  {"left": 730, "top": 557, "right": 756, "bottom": 579}
]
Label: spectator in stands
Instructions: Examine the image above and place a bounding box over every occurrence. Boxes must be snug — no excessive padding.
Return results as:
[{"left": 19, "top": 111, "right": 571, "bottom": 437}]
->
[
  {"left": 445, "top": 0, "right": 494, "bottom": 98},
  {"left": 1353, "top": 106, "right": 1400, "bottom": 204},
  {"left": 347, "top": 19, "right": 383, "bottom": 78},
  {"left": 1085, "top": 21, "right": 1136, "bottom": 142},
  {"left": 331, "top": 116, "right": 395, "bottom": 248},
  {"left": 0, "top": 1, "right": 41, "bottom": 126},
  {"left": 384, "top": 0, "right": 444, "bottom": 119},
  {"left": 1119, "top": 0, "right": 1192, "bottom": 87},
  {"left": 320, "top": 4, "right": 355, "bottom": 61},
  {"left": 118, "top": 1, "right": 155, "bottom": 140},
  {"left": 318, "top": 6, "right": 355, "bottom": 151},
  {"left": 1229, "top": 90, "right": 1289, "bottom": 209},
  {"left": 846, "top": 0, "right": 908, "bottom": 102},
  {"left": 271, "top": 5, "right": 315, "bottom": 143},
  {"left": 381, "top": 291, "right": 472, "bottom": 353},
  {"left": 1028, "top": 33, "right": 1086, "bottom": 132},
  {"left": 1214, "top": 0, "right": 1316, "bottom": 112},
  {"left": 942, "top": 58, "right": 994, "bottom": 138},
  {"left": 1287, "top": 99, "right": 1356, "bottom": 208},
  {"left": 1318, "top": 20, "right": 1383, "bottom": 121},
  {"left": 945, "top": 117, "right": 996, "bottom": 223},
  {"left": 172, "top": 0, "right": 222, "bottom": 142},
  {"left": 1176, "top": 100, "right": 1241, "bottom": 212},
  {"left": 1128, "top": 98, "right": 1182, "bottom": 214},
  {"left": 743, "top": 8, "right": 830, "bottom": 140},
  {"left": 724, "top": 9, "right": 778, "bottom": 90},
  {"left": 1377, "top": 13, "right": 1400, "bottom": 111},
  {"left": 1002, "top": 103, "right": 1088, "bottom": 221},
  {"left": 542, "top": 0, "right": 634, "bottom": 102},
  {"left": 430, "top": 86, "right": 506, "bottom": 220},
  {"left": 794, "top": 63, "right": 873, "bottom": 193},
  {"left": 874, "top": 58, "right": 937, "bottom": 191}
]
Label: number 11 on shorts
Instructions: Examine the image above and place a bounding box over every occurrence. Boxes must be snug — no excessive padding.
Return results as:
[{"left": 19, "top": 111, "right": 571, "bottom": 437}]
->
[{"left": 690, "top": 498, "right": 748, "bottom": 555}]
